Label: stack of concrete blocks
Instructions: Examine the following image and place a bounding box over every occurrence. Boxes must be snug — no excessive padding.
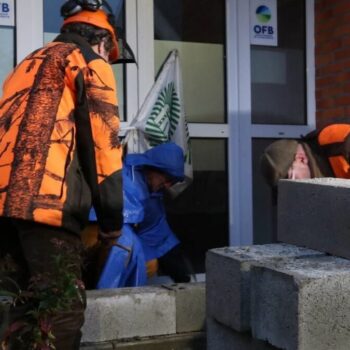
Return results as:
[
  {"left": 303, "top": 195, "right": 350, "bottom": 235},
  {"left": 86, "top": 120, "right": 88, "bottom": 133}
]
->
[
  {"left": 206, "top": 178, "right": 350, "bottom": 350},
  {"left": 206, "top": 244, "right": 324, "bottom": 349},
  {"left": 80, "top": 282, "right": 206, "bottom": 349}
]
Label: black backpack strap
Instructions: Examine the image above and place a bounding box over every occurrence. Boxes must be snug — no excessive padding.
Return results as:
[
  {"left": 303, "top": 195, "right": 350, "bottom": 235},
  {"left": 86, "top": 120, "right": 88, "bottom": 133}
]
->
[
  {"left": 74, "top": 70, "right": 103, "bottom": 222},
  {"left": 318, "top": 131, "right": 350, "bottom": 163},
  {"left": 301, "top": 129, "right": 322, "bottom": 156},
  {"left": 58, "top": 33, "right": 104, "bottom": 224}
]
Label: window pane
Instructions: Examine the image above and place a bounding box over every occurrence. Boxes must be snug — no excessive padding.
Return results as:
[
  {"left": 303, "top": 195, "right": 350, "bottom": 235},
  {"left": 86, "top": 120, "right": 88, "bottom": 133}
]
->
[
  {"left": 154, "top": 0, "right": 226, "bottom": 123},
  {"left": 0, "top": 27, "right": 15, "bottom": 89},
  {"left": 165, "top": 138, "right": 229, "bottom": 273},
  {"left": 43, "top": 0, "right": 126, "bottom": 121},
  {"left": 251, "top": 0, "right": 306, "bottom": 125}
]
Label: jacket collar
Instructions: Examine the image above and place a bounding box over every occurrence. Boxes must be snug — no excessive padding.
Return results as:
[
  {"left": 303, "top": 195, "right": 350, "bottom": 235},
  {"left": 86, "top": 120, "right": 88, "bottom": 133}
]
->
[{"left": 53, "top": 33, "right": 100, "bottom": 63}]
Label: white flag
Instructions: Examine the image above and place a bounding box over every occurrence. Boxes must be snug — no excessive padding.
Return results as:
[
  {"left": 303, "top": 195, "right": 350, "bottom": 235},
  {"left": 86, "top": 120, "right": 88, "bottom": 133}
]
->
[{"left": 125, "top": 49, "right": 193, "bottom": 195}]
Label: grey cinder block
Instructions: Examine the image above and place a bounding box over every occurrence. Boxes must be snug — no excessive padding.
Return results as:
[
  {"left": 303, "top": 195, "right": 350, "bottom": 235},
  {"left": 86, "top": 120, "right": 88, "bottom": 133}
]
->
[
  {"left": 251, "top": 255, "right": 350, "bottom": 350},
  {"left": 81, "top": 287, "right": 176, "bottom": 342},
  {"left": 207, "top": 317, "right": 277, "bottom": 350},
  {"left": 80, "top": 342, "right": 113, "bottom": 350},
  {"left": 162, "top": 282, "right": 205, "bottom": 333},
  {"left": 206, "top": 244, "right": 323, "bottom": 332},
  {"left": 278, "top": 178, "right": 350, "bottom": 259}
]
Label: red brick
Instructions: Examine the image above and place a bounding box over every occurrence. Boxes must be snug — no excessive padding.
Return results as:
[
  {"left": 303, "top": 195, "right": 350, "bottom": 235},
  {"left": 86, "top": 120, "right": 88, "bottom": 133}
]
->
[
  {"left": 315, "top": 17, "right": 337, "bottom": 37},
  {"left": 316, "top": 39, "right": 342, "bottom": 55},
  {"left": 334, "top": 95, "right": 350, "bottom": 106},
  {"left": 316, "top": 76, "right": 335, "bottom": 87},
  {"left": 317, "top": 107, "right": 346, "bottom": 120},
  {"left": 317, "top": 97, "right": 335, "bottom": 109},
  {"left": 341, "top": 82, "right": 350, "bottom": 93},
  {"left": 333, "top": 72, "right": 350, "bottom": 83},
  {"left": 341, "top": 35, "right": 350, "bottom": 47},
  {"left": 317, "top": 62, "right": 347, "bottom": 76},
  {"left": 331, "top": 1, "right": 350, "bottom": 16},
  {"left": 333, "top": 23, "right": 350, "bottom": 37},
  {"left": 301, "top": 0, "right": 350, "bottom": 126},
  {"left": 315, "top": 0, "right": 334, "bottom": 13},
  {"left": 338, "top": 12, "right": 350, "bottom": 26},
  {"left": 316, "top": 85, "right": 343, "bottom": 98},
  {"left": 316, "top": 115, "right": 347, "bottom": 129},
  {"left": 315, "top": 8, "right": 333, "bottom": 24},
  {"left": 315, "top": 53, "right": 334, "bottom": 67},
  {"left": 334, "top": 48, "right": 350, "bottom": 60}
]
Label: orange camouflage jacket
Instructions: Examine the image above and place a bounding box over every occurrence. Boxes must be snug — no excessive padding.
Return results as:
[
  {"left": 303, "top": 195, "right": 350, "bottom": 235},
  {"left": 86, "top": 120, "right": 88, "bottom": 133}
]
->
[
  {"left": 0, "top": 33, "right": 123, "bottom": 234},
  {"left": 304, "top": 123, "right": 350, "bottom": 179},
  {"left": 317, "top": 124, "right": 350, "bottom": 178}
]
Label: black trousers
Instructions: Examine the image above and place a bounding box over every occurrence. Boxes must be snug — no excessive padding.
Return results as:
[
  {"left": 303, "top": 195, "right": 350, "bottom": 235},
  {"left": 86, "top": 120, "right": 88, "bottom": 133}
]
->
[{"left": 0, "top": 218, "right": 86, "bottom": 350}]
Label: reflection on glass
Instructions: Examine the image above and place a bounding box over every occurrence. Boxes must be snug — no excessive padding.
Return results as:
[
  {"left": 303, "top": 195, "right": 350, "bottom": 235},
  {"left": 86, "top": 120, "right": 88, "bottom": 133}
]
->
[
  {"left": 252, "top": 138, "right": 278, "bottom": 244},
  {"left": 43, "top": 0, "right": 126, "bottom": 121},
  {"left": 154, "top": 0, "right": 226, "bottom": 123},
  {"left": 165, "top": 138, "right": 229, "bottom": 273},
  {"left": 0, "top": 27, "right": 15, "bottom": 90},
  {"left": 251, "top": 0, "right": 306, "bottom": 125}
]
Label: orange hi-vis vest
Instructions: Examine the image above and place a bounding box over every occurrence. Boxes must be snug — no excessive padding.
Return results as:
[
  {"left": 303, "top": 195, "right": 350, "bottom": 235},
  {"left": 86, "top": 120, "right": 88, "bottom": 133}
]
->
[
  {"left": 317, "top": 124, "right": 350, "bottom": 179},
  {"left": 0, "top": 33, "right": 123, "bottom": 234}
]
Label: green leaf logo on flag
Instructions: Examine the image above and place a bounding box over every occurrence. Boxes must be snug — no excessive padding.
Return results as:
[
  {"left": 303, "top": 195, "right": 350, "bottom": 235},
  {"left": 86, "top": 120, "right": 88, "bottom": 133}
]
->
[{"left": 145, "top": 82, "right": 181, "bottom": 146}]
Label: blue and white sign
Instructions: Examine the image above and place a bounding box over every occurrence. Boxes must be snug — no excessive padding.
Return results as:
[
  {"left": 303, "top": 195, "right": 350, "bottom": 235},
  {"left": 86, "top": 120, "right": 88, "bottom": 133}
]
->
[
  {"left": 250, "top": 0, "right": 278, "bottom": 46},
  {"left": 0, "top": 0, "right": 14, "bottom": 27}
]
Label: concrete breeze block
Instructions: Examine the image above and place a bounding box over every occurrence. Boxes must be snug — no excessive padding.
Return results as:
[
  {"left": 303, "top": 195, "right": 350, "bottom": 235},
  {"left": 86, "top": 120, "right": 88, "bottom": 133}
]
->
[
  {"left": 162, "top": 282, "right": 206, "bottom": 333},
  {"left": 278, "top": 178, "right": 350, "bottom": 259},
  {"left": 80, "top": 342, "right": 113, "bottom": 350},
  {"left": 207, "top": 317, "right": 278, "bottom": 350},
  {"left": 206, "top": 244, "right": 323, "bottom": 332},
  {"left": 81, "top": 287, "right": 176, "bottom": 342},
  {"left": 251, "top": 255, "right": 350, "bottom": 350}
]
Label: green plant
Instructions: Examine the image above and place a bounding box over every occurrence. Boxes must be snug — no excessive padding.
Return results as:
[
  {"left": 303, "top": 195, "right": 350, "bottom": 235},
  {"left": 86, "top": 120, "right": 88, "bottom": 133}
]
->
[{"left": 0, "top": 238, "right": 84, "bottom": 350}]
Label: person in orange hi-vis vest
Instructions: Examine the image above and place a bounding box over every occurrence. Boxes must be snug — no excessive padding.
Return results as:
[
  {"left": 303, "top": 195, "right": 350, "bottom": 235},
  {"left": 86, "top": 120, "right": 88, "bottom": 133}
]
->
[
  {"left": 0, "top": 1, "right": 125, "bottom": 349},
  {"left": 260, "top": 123, "right": 350, "bottom": 190}
]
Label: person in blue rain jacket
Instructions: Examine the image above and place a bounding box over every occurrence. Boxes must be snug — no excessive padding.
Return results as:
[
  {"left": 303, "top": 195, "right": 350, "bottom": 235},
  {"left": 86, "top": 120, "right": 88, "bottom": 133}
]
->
[{"left": 96, "top": 142, "right": 191, "bottom": 288}]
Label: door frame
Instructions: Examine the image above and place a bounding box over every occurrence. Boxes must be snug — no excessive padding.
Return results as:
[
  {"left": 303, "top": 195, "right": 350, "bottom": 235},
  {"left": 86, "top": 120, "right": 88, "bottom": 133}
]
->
[
  {"left": 130, "top": 0, "right": 315, "bottom": 246},
  {"left": 16, "top": 0, "right": 43, "bottom": 63}
]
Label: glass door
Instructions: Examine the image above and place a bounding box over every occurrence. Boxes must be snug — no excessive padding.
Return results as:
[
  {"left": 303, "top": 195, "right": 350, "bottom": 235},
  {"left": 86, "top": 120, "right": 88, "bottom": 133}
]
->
[
  {"left": 251, "top": 0, "right": 315, "bottom": 243},
  {"left": 131, "top": 0, "right": 228, "bottom": 273},
  {"left": 0, "top": 0, "right": 15, "bottom": 87},
  {"left": 0, "top": 26, "right": 14, "bottom": 88},
  {"left": 1, "top": 0, "right": 43, "bottom": 89},
  {"left": 152, "top": 0, "right": 228, "bottom": 272},
  {"left": 134, "top": 0, "right": 315, "bottom": 259}
]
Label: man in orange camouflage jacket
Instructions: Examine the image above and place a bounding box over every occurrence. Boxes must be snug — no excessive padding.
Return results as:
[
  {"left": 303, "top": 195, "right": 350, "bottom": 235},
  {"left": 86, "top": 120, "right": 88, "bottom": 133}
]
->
[
  {"left": 260, "top": 123, "right": 350, "bottom": 188},
  {"left": 0, "top": 2, "right": 123, "bottom": 349}
]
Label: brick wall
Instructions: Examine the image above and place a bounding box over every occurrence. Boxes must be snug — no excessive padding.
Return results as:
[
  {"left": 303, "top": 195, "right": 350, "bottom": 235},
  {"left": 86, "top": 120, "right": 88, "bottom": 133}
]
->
[{"left": 315, "top": 0, "right": 350, "bottom": 127}]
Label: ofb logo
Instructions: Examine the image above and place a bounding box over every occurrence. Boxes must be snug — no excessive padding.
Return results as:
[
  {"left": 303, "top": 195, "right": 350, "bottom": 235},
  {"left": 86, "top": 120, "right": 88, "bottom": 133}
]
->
[
  {"left": 0, "top": 2, "right": 10, "bottom": 16},
  {"left": 0, "top": 0, "right": 14, "bottom": 26},
  {"left": 256, "top": 5, "right": 271, "bottom": 23},
  {"left": 145, "top": 82, "right": 180, "bottom": 146},
  {"left": 253, "top": 4, "right": 274, "bottom": 36}
]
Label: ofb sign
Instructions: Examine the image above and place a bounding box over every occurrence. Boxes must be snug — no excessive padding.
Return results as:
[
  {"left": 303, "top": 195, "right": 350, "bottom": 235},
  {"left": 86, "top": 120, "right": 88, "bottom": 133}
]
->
[
  {"left": 250, "top": 0, "right": 278, "bottom": 46},
  {"left": 0, "top": 0, "right": 14, "bottom": 27}
]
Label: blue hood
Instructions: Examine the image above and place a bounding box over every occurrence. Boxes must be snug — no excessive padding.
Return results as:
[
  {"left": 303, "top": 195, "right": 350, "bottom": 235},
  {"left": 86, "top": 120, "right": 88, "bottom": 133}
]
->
[{"left": 124, "top": 142, "right": 185, "bottom": 182}]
